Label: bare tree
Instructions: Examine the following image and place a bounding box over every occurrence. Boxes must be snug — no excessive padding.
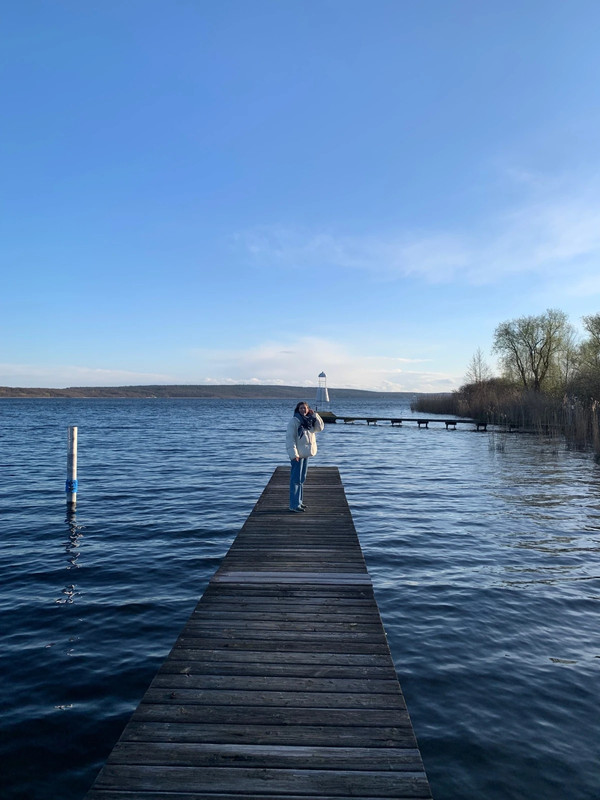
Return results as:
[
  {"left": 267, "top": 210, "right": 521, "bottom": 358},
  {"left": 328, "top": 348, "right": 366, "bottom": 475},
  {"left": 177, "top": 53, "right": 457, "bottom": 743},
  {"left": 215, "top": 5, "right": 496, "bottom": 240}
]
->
[
  {"left": 580, "top": 314, "right": 600, "bottom": 370},
  {"left": 492, "top": 309, "right": 574, "bottom": 392},
  {"left": 575, "top": 313, "right": 600, "bottom": 399},
  {"left": 465, "top": 347, "right": 492, "bottom": 385}
]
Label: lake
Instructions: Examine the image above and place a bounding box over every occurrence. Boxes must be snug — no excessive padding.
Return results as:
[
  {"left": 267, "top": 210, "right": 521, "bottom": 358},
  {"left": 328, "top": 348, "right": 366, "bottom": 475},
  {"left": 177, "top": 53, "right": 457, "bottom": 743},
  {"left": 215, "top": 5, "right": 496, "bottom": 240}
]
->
[{"left": 1, "top": 397, "right": 599, "bottom": 799}]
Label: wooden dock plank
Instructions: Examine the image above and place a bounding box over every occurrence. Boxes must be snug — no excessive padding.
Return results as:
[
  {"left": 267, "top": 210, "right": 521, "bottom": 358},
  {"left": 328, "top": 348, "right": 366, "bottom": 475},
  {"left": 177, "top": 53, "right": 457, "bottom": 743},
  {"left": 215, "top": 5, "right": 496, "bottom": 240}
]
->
[
  {"left": 85, "top": 466, "right": 432, "bottom": 800},
  {"left": 182, "top": 620, "right": 386, "bottom": 633},
  {"left": 120, "top": 721, "right": 418, "bottom": 748},
  {"left": 139, "top": 687, "right": 407, "bottom": 710},
  {"left": 149, "top": 674, "right": 401, "bottom": 693},
  {"left": 160, "top": 656, "right": 399, "bottom": 680},
  {"left": 164, "top": 648, "right": 395, "bottom": 667},
  {"left": 106, "top": 741, "right": 426, "bottom": 770},
  {"left": 90, "top": 764, "right": 431, "bottom": 797},
  {"left": 129, "top": 703, "right": 411, "bottom": 727},
  {"left": 173, "top": 637, "right": 392, "bottom": 654}
]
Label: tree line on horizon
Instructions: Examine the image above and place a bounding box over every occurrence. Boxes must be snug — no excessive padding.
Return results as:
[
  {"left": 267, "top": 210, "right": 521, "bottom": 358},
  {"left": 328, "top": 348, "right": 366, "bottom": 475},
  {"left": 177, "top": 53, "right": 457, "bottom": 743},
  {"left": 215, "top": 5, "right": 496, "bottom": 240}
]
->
[
  {"left": 415, "top": 308, "right": 600, "bottom": 452},
  {"left": 0, "top": 384, "right": 416, "bottom": 400},
  {"left": 468, "top": 309, "right": 600, "bottom": 397}
]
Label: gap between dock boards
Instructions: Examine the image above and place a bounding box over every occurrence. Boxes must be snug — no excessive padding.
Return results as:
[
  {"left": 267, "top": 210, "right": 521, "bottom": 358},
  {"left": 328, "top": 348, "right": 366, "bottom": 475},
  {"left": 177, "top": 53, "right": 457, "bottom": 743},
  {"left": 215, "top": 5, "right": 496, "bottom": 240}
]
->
[{"left": 85, "top": 465, "right": 433, "bottom": 800}]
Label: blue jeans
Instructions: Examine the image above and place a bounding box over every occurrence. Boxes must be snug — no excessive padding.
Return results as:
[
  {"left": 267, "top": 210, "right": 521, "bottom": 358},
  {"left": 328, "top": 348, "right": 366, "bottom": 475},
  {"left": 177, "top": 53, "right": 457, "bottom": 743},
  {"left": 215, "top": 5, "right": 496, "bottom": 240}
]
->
[{"left": 289, "top": 458, "right": 308, "bottom": 509}]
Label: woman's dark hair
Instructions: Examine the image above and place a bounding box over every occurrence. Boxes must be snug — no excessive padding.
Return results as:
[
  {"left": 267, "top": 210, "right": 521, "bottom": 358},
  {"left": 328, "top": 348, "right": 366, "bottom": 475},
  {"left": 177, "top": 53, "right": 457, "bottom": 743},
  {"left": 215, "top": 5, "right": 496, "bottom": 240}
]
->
[{"left": 294, "top": 401, "right": 309, "bottom": 414}]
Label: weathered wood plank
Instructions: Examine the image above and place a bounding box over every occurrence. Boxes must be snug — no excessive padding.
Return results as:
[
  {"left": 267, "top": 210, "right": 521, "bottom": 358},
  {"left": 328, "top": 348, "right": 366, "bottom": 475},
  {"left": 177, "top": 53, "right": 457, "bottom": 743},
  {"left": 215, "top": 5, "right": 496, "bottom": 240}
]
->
[
  {"left": 90, "top": 764, "right": 431, "bottom": 798},
  {"left": 211, "top": 572, "right": 372, "bottom": 584},
  {"left": 87, "top": 794, "right": 425, "bottom": 800},
  {"left": 198, "top": 590, "right": 375, "bottom": 602},
  {"left": 150, "top": 674, "right": 402, "bottom": 693},
  {"left": 131, "top": 703, "right": 413, "bottom": 728},
  {"left": 190, "top": 605, "right": 380, "bottom": 625},
  {"left": 87, "top": 794, "right": 424, "bottom": 800},
  {"left": 184, "top": 619, "right": 385, "bottom": 632},
  {"left": 174, "top": 636, "right": 392, "bottom": 654},
  {"left": 160, "top": 657, "right": 398, "bottom": 679},
  {"left": 166, "top": 648, "right": 395, "bottom": 667},
  {"left": 193, "top": 599, "right": 377, "bottom": 612},
  {"left": 141, "top": 687, "right": 407, "bottom": 710},
  {"left": 181, "top": 622, "right": 387, "bottom": 638},
  {"left": 121, "top": 721, "right": 417, "bottom": 747},
  {"left": 107, "top": 741, "right": 425, "bottom": 770}
]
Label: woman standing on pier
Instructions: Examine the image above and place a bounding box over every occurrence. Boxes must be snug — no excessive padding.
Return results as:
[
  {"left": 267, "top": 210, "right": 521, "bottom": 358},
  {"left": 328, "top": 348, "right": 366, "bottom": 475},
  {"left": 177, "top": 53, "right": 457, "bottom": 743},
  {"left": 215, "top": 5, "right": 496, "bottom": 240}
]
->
[{"left": 286, "top": 401, "right": 325, "bottom": 512}]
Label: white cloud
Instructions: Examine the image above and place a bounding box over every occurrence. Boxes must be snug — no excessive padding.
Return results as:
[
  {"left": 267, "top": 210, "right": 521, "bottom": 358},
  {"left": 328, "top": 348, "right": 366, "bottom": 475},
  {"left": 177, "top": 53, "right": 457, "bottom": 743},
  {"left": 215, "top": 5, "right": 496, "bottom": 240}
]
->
[
  {"left": 1, "top": 339, "right": 463, "bottom": 392},
  {"left": 0, "top": 363, "right": 173, "bottom": 388},
  {"left": 189, "top": 337, "right": 458, "bottom": 392},
  {"left": 239, "top": 226, "right": 470, "bottom": 283},
  {"left": 561, "top": 273, "right": 600, "bottom": 298},
  {"left": 237, "top": 173, "right": 600, "bottom": 293}
]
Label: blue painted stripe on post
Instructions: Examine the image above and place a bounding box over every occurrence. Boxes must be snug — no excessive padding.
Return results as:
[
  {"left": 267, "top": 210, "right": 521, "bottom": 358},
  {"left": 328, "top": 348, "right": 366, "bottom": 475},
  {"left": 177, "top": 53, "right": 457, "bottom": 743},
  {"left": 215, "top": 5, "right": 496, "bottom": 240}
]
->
[{"left": 65, "top": 479, "right": 78, "bottom": 493}]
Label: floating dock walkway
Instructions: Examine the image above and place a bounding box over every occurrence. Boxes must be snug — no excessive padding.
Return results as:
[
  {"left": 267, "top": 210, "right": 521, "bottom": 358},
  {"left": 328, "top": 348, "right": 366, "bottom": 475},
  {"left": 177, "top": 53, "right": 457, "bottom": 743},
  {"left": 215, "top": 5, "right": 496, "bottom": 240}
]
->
[
  {"left": 86, "top": 466, "right": 433, "bottom": 799},
  {"left": 321, "top": 412, "right": 487, "bottom": 430}
]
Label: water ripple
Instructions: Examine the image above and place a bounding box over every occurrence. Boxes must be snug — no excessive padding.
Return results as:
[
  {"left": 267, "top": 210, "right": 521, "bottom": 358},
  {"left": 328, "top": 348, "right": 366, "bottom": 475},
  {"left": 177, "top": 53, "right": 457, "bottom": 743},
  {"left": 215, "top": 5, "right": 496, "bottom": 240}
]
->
[{"left": 1, "top": 398, "right": 600, "bottom": 800}]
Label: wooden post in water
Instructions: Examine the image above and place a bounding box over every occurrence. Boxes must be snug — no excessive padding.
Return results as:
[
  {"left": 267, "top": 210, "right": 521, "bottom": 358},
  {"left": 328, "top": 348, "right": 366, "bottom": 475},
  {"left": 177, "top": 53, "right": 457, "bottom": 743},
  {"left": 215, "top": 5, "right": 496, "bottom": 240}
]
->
[{"left": 66, "top": 426, "right": 78, "bottom": 510}]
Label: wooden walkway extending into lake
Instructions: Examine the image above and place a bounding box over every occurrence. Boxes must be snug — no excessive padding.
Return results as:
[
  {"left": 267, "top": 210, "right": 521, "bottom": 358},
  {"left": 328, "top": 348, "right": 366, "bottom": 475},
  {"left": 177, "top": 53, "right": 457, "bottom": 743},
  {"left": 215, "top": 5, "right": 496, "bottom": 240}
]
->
[
  {"left": 85, "top": 466, "right": 433, "bottom": 800},
  {"left": 333, "top": 415, "right": 487, "bottom": 430}
]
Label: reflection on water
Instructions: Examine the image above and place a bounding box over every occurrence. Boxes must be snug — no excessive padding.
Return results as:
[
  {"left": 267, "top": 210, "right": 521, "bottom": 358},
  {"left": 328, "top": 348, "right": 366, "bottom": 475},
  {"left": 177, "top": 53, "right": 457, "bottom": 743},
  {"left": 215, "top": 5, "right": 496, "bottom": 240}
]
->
[
  {"left": 64, "top": 511, "right": 84, "bottom": 571},
  {"left": 56, "top": 511, "right": 84, "bottom": 604},
  {"left": 1, "top": 398, "right": 600, "bottom": 800}
]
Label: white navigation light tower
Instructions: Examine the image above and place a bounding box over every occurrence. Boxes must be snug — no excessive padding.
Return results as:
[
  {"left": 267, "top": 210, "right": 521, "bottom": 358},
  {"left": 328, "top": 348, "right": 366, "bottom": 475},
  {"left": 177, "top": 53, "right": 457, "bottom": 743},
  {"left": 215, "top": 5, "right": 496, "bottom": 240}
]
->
[{"left": 315, "top": 371, "right": 330, "bottom": 410}]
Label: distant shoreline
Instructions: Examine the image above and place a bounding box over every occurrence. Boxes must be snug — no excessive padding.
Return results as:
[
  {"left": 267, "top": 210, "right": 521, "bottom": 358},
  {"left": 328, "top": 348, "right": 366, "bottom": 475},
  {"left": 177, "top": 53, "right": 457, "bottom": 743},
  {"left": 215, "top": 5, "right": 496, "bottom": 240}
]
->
[{"left": 0, "top": 384, "right": 426, "bottom": 400}]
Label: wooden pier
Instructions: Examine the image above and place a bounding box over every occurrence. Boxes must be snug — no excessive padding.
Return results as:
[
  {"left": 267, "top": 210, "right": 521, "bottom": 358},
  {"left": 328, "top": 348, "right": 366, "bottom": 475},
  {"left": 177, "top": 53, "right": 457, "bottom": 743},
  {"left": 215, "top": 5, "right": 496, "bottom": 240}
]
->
[
  {"left": 329, "top": 415, "right": 487, "bottom": 430},
  {"left": 85, "top": 466, "right": 432, "bottom": 799}
]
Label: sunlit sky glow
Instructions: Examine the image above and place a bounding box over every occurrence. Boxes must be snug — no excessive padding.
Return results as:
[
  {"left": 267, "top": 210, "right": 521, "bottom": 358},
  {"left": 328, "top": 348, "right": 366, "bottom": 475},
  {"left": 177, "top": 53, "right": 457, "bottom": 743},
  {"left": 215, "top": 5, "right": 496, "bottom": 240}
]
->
[{"left": 3, "top": 1, "right": 600, "bottom": 391}]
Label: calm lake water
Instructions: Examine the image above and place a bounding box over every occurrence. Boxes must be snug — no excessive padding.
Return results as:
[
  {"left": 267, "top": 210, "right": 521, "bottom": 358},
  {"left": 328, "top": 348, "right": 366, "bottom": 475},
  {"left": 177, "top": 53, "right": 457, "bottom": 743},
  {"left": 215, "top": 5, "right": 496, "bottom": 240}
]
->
[{"left": 1, "top": 398, "right": 599, "bottom": 800}]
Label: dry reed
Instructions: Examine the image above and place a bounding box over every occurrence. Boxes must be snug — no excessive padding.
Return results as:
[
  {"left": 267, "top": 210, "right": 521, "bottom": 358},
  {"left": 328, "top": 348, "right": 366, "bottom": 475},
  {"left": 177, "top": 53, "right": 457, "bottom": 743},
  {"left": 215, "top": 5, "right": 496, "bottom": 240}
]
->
[{"left": 413, "top": 382, "right": 600, "bottom": 459}]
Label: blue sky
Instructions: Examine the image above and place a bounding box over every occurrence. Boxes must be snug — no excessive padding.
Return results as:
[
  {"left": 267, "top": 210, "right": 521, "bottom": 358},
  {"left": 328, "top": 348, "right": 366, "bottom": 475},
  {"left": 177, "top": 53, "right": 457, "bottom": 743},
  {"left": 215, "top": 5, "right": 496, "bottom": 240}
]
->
[{"left": 3, "top": 1, "right": 600, "bottom": 391}]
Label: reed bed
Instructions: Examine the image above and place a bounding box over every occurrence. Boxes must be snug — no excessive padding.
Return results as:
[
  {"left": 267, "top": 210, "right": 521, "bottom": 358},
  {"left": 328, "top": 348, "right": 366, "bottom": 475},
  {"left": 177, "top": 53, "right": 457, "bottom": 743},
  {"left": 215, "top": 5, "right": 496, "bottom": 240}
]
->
[{"left": 413, "top": 383, "right": 600, "bottom": 459}]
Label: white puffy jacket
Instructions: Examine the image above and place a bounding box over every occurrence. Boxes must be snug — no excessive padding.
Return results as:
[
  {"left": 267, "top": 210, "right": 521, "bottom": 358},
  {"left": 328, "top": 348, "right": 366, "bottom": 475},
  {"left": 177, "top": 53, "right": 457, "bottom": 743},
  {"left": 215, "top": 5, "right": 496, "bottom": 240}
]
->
[{"left": 286, "top": 413, "right": 325, "bottom": 459}]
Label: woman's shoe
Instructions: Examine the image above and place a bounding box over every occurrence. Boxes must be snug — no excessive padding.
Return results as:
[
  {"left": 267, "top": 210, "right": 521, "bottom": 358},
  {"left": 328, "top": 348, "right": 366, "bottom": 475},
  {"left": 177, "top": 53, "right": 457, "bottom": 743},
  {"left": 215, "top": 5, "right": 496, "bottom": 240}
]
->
[
  {"left": 289, "top": 506, "right": 305, "bottom": 513},
  {"left": 300, "top": 503, "right": 307, "bottom": 509}
]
